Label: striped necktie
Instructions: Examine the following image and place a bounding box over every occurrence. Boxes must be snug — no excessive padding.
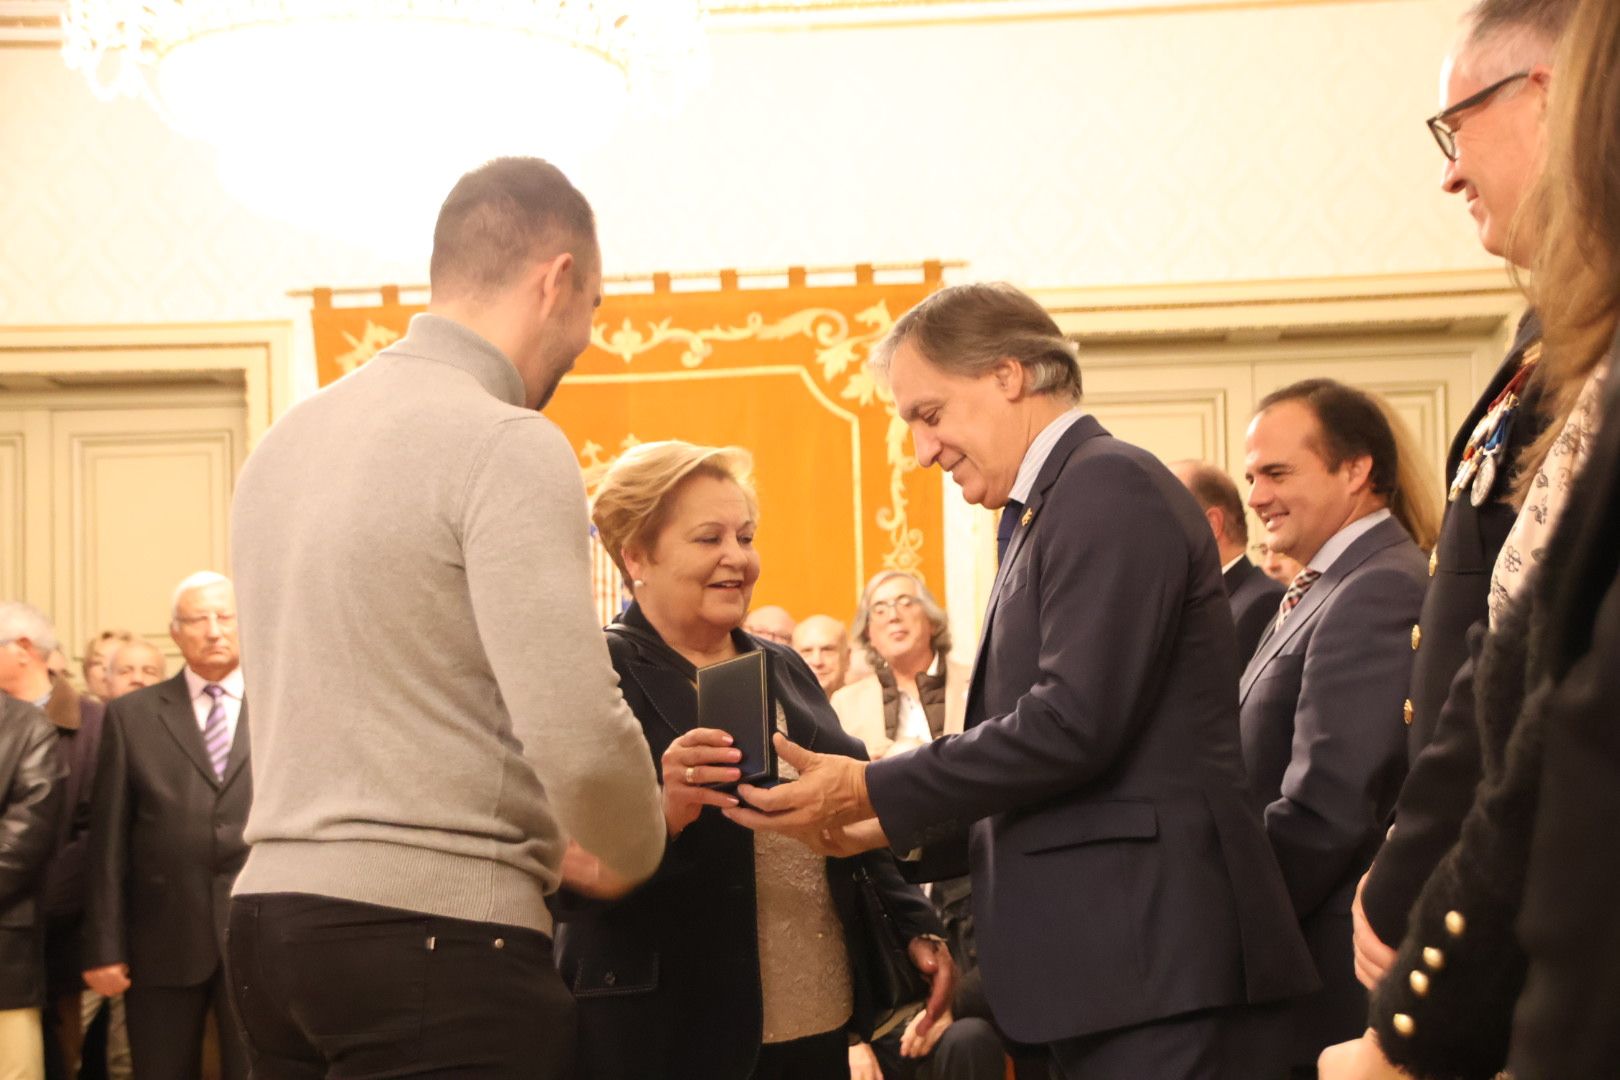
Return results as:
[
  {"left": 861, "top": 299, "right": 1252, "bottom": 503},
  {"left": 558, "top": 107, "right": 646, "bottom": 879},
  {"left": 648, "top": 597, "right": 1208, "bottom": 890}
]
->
[
  {"left": 202, "top": 684, "right": 231, "bottom": 780},
  {"left": 1276, "top": 568, "right": 1323, "bottom": 629}
]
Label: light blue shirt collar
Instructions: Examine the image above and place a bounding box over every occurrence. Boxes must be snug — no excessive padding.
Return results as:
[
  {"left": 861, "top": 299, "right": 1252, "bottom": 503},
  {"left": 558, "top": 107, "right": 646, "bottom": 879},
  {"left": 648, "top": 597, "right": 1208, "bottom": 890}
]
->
[
  {"left": 1008, "top": 407, "right": 1088, "bottom": 505},
  {"left": 1306, "top": 508, "right": 1392, "bottom": 575}
]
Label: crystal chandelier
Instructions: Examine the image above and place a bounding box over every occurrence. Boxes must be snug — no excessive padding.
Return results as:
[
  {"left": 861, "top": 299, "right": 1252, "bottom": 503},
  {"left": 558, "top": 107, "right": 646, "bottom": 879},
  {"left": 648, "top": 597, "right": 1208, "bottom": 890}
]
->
[{"left": 60, "top": 1, "right": 708, "bottom": 253}]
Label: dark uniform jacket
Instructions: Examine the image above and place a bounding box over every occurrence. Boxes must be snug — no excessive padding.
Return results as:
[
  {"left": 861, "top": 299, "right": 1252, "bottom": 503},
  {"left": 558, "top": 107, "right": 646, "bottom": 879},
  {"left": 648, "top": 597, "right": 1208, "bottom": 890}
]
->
[
  {"left": 0, "top": 695, "right": 67, "bottom": 1010},
  {"left": 1371, "top": 346, "right": 1615, "bottom": 1080},
  {"left": 82, "top": 670, "right": 251, "bottom": 986},
  {"left": 553, "top": 604, "right": 942, "bottom": 1080},
  {"left": 1361, "top": 313, "right": 1550, "bottom": 945},
  {"left": 1509, "top": 354, "right": 1620, "bottom": 1078}
]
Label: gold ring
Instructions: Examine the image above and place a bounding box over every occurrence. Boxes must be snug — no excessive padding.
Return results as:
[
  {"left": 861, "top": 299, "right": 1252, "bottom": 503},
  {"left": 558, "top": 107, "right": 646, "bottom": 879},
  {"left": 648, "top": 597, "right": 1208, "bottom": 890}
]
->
[{"left": 684, "top": 766, "right": 696, "bottom": 784}]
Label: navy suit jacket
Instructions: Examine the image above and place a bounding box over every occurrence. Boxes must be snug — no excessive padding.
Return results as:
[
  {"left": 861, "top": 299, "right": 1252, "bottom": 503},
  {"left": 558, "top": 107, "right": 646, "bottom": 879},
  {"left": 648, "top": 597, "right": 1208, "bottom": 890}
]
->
[
  {"left": 1238, "top": 515, "right": 1427, "bottom": 1057},
  {"left": 1225, "top": 555, "right": 1286, "bottom": 664},
  {"left": 866, "top": 416, "right": 1316, "bottom": 1045}
]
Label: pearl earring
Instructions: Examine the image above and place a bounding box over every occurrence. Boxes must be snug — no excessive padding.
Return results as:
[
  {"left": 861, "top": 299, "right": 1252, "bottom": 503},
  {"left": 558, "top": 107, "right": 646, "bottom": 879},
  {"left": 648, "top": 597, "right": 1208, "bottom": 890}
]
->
[{"left": 632, "top": 578, "right": 645, "bottom": 587}]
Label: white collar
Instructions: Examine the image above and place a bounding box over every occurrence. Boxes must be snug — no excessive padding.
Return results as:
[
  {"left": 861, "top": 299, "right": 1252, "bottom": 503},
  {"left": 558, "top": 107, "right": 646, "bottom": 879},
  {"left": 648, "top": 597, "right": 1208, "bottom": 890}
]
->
[
  {"left": 184, "top": 664, "right": 245, "bottom": 700},
  {"left": 1306, "top": 508, "right": 1392, "bottom": 575},
  {"left": 1009, "top": 407, "right": 1088, "bottom": 505},
  {"left": 1221, "top": 553, "right": 1247, "bottom": 575}
]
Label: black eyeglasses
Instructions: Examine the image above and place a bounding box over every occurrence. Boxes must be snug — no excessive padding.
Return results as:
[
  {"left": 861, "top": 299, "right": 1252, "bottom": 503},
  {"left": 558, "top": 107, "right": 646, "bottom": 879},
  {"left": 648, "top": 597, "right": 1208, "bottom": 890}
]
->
[{"left": 1426, "top": 71, "right": 1531, "bottom": 161}]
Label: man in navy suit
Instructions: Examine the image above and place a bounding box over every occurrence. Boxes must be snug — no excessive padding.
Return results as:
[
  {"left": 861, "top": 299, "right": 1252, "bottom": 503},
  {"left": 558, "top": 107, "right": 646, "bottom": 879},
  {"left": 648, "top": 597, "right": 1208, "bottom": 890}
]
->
[
  {"left": 1172, "top": 459, "right": 1287, "bottom": 663},
  {"left": 1237, "top": 381, "right": 1428, "bottom": 1076},
  {"left": 728, "top": 283, "right": 1317, "bottom": 1080}
]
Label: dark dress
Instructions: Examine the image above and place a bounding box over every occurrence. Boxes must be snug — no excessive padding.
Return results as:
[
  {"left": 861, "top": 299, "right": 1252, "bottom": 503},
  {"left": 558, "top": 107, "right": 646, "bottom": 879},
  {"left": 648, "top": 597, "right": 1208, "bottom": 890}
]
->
[{"left": 553, "top": 603, "right": 943, "bottom": 1080}]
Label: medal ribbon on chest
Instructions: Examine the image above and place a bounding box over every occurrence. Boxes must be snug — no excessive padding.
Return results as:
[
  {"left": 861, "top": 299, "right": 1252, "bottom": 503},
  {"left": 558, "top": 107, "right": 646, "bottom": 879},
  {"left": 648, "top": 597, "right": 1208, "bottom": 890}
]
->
[{"left": 1449, "top": 343, "right": 1541, "bottom": 506}]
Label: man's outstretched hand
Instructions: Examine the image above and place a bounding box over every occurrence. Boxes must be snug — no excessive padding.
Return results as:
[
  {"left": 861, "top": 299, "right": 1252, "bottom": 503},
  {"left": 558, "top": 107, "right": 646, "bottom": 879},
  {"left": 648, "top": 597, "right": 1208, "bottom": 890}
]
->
[{"left": 723, "top": 734, "right": 877, "bottom": 836}]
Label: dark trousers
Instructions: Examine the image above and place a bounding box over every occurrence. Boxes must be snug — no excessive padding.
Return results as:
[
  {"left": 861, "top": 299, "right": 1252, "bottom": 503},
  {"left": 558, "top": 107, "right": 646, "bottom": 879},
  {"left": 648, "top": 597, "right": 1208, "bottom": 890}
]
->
[
  {"left": 1048, "top": 1002, "right": 1291, "bottom": 1080},
  {"left": 227, "top": 892, "right": 575, "bottom": 1079},
  {"left": 872, "top": 1016, "right": 1007, "bottom": 1080},
  {"left": 751, "top": 1030, "right": 849, "bottom": 1080},
  {"left": 126, "top": 967, "right": 250, "bottom": 1080}
]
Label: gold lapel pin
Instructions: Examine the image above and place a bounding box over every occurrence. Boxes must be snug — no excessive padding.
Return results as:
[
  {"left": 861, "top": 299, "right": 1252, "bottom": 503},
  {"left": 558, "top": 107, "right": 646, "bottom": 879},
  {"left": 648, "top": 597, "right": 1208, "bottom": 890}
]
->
[{"left": 1021, "top": 508, "right": 1034, "bottom": 527}]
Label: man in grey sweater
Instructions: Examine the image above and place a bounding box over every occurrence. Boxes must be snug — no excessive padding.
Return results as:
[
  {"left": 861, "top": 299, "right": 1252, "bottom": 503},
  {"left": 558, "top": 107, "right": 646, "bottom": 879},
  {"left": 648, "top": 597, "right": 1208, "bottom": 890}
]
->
[{"left": 227, "top": 158, "right": 666, "bottom": 1077}]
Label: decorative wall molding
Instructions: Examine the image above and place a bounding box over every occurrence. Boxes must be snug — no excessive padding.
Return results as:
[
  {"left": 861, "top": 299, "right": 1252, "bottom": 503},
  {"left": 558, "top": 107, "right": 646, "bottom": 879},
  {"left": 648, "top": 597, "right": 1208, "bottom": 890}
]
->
[
  {"left": 0, "top": 322, "right": 295, "bottom": 447},
  {"left": 1034, "top": 269, "right": 1524, "bottom": 342}
]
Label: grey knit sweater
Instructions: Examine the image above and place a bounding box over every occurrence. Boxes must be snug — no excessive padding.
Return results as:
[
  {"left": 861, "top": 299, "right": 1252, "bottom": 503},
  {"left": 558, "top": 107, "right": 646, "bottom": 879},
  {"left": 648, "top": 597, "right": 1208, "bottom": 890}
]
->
[{"left": 230, "top": 314, "right": 664, "bottom": 933}]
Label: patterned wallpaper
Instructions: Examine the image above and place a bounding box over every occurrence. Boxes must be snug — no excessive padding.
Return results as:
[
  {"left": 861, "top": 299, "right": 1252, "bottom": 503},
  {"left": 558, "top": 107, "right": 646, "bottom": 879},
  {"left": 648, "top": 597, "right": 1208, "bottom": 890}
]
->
[{"left": 1, "top": 0, "right": 1493, "bottom": 343}]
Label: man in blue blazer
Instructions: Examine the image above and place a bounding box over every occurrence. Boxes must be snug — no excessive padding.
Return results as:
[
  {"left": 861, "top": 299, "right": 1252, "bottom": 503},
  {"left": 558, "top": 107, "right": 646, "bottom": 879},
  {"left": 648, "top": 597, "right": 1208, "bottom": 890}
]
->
[
  {"left": 1237, "top": 380, "right": 1429, "bottom": 1075},
  {"left": 729, "top": 283, "right": 1317, "bottom": 1079}
]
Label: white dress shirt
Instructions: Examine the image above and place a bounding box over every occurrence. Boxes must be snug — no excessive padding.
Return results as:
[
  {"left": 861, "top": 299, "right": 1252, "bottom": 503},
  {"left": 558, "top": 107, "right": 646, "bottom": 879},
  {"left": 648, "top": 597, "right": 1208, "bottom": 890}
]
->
[{"left": 184, "top": 664, "right": 244, "bottom": 748}]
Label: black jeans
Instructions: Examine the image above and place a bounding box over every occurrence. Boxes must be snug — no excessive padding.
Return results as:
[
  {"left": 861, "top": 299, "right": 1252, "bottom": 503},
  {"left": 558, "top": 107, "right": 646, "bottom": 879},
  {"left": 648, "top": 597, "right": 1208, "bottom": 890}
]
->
[{"left": 227, "top": 893, "right": 575, "bottom": 1079}]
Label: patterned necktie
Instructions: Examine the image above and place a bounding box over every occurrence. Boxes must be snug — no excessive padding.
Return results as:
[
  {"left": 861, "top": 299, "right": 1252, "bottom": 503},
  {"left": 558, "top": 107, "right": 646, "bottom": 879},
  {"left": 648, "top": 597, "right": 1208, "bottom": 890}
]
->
[
  {"left": 202, "top": 684, "right": 231, "bottom": 780},
  {"left": 997, "top": 498, "right": 1025, "bottom": 565},
  {"left": 1276, "top": 568, "right": 1323, "bottom": 628}
]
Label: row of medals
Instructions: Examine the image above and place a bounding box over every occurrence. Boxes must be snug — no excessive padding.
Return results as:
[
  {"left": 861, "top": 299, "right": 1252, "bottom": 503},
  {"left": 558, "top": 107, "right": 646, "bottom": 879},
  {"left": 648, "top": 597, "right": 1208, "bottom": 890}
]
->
[{"left": 1448, "top": 343, "right": 1541, "bottom": 507}]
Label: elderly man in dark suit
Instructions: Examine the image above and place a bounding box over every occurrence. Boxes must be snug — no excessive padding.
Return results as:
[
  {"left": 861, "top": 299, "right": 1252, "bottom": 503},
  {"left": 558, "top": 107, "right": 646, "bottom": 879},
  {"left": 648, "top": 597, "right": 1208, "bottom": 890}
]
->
[
  {"left": 1171, "top": 460, "right": 1287, "bottom": 663},
  {"left": 727, "top": 282, "right": 1317, "bottom": 1080},
  {"left": 82, "top": 572, "right": 251, "bottom": 1080},
  {"left": 1238, "top": 380, "right": 1429, "bottom": 1076}
]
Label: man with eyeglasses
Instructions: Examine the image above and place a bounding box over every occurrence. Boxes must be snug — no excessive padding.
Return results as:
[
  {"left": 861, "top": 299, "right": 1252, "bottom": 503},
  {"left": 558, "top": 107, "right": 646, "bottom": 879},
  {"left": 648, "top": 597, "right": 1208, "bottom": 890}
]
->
[
  {"left": 1339, "top": 0, "right": 1572, "bottom": 1061},
  {"left": 82, "top": 572, "right": 252, "bottom": 1080}
]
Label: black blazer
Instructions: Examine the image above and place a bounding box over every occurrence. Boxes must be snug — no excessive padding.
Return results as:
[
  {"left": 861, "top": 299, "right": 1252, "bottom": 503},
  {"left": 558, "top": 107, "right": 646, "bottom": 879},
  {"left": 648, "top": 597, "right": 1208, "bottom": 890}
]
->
[
  {"left": 553, "top": 604, "right": 941, "bottom": 1080},
  {"left": 82, "top": 670, "right": 252, "bottom": 987},
  {"left": 1510, "top": 357, "right": 1620, "bottom": 1078},
  {"left": 865, "top": 416, "right": 1317, "bottom": 1046},
  {"left": 1370, "top": 347, "right": 1620, "bottom": 1080},
  {"left": 1225, "top": 555, "right": 1286, "bottom": 664},
  {"left": 0, "top": 695, "right": 67, "bottom": 1011},
  {"left": 1361, "top": 314, "right": 1550, "bottom": 945}
]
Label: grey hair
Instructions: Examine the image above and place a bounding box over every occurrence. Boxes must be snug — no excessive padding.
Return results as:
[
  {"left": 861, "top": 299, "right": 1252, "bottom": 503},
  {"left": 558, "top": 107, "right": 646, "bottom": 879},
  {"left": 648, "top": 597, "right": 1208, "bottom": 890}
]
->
[
  {"left": 869, "top": 283, "right": 1081, "bottom": 403},
  {"left": 0, "top": 601, "right": 59, "bottom": 656},
  {"left": 170, "top": 571, "right": 232, "bottom": 622},
  {"left": 1459, "top": 0, "right": 1576, "bottom": 81},
  {"left": 850, "top": 570, "right": 952, "bottom": 670}
]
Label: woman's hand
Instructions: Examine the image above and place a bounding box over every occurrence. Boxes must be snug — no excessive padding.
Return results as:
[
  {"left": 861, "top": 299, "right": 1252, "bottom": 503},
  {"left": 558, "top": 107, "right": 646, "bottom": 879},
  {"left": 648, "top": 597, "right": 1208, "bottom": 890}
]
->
[
  {"left": 848, "top": 1040, "right": 883, "bottom": 1080},
  {"left": 907, "top": 936, "right": 956, "bottom": 1040},
  {"left": 662, "top": 727, "right": 742, "bottom": 838},
  {"left": 900, "top": 1007, "right": 953, "bottom": 1059}
]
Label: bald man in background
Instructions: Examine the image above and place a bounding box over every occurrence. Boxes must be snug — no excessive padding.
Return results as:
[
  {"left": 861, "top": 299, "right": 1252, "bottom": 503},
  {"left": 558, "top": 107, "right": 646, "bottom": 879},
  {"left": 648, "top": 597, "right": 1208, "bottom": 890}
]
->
[
  {"left": 104, "top": 642, "right": 166, "bottom": 701},
  {"left": 743, "top": 605, "right": 797, "bottom": 646},
  {"left": 792, "top": 615, "right": 850, "bottom": 697}
]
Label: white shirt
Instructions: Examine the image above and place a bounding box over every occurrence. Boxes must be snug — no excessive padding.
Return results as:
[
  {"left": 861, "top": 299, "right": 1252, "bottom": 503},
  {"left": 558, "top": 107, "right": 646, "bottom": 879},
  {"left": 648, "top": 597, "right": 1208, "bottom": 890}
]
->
[
  {"left": 184, "top": 665, "right": 244, "bottom": 747},
  {"left": 1221, "top": 554, "right": 1247, "bottom": 575},
  {"left": 1008, "top": 407, "right": 1089, "bottom": 505},
  {"left": 1305, "top": 508, "right": 1392, "bottom": 576},
  {"left": 894, "top": 652, "right": 945, "bottom": 745}
]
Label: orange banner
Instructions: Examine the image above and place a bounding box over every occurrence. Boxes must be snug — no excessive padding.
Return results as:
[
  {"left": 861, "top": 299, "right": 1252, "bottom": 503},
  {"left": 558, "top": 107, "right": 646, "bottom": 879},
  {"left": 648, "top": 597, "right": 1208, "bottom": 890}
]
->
[{"left": 309, "top": 268, "right": 945, "bottom": 625}]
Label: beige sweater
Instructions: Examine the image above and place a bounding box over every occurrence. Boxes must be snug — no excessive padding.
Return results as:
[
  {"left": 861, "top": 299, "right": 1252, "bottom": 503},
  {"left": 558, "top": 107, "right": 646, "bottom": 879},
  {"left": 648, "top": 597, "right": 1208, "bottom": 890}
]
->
[{"left": 230, "top": 314, "right": 665, "bottom": 933}]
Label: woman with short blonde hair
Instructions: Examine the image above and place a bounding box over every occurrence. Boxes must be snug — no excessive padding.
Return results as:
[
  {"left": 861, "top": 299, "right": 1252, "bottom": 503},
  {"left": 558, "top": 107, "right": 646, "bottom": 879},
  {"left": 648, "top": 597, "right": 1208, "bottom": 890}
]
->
[{"left": 556, "top": 439, "right": 950, "bottom": 1080}]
